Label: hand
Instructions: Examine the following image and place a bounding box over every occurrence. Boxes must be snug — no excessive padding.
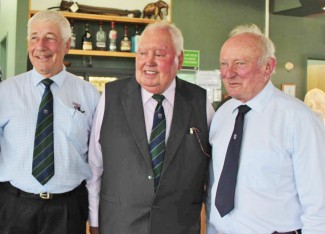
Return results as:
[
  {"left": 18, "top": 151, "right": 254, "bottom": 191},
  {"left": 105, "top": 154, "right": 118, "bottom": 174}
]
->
[{"left": 89, "top": 226, "right": 99, "bottom": 234}]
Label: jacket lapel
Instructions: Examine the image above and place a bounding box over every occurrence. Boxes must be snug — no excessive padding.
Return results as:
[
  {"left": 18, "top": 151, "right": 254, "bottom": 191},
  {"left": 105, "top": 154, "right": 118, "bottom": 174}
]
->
[
  {"left": 121, "top": 78, "right": 152, "bottom": 169},
  {"left": 161, "top": 79, "right": 193, "bottom": 174},
  {"left": 119, "top": 78, "right": 194, "bottom": 176}
]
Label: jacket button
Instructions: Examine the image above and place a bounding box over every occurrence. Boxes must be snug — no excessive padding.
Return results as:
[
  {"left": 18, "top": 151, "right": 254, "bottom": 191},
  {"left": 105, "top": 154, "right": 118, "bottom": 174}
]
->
[{"left": 148, "top": 175, "right": 153, "bottom": 180}]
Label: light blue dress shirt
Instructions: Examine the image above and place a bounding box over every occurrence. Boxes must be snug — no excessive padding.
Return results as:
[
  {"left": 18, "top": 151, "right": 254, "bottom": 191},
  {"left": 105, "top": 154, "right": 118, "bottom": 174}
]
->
[
  {"left": 0, "top": 68, "right": 100, "bottom": 193},
  {"left": 207, "top": 81, "right": 325, "bottom": 234}
]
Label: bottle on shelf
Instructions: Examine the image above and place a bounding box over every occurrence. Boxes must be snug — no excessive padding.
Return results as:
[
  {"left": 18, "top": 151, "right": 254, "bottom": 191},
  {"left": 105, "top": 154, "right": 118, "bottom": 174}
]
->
[
  {"left": 82, "top": 23, "right": 93, "bottom": 51},
  {"left": 70, "top": 19, "right": 76, "bottom": 49},
  {"left": 96, "top": 21, "right": 107, "bottom": 51},
  {"left": 83, "top": 56, "right": 92, "bottom": 68},
  {"left": 120, "top": 25, "right": 131, "bottom": 52},
  {"left": 131, "top": 25, "right": 141, "bottom": 53},
  {"left": 108, "top": 21, "right": 117, "bottom": 51}
]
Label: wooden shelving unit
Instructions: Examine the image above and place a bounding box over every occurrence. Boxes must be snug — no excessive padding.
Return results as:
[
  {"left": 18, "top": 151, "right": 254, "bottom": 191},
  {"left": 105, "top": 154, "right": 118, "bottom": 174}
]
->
[
  {"left": 29, "top": 10, "right": 156, "bottom": 24},
  {"left": 29, "top": 10, "right": 155, "bottom": 58},
  {"left": 68, "top": 49, "right": 136, "bottom": 57}
]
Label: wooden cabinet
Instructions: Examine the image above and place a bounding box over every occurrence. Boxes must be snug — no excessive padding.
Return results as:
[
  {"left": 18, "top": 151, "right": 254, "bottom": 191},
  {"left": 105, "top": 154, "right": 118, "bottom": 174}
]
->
[
  {"left": 28, "top": 0, "right": 172, "bottom": 58},
  {"left": 27, "top": 10, "right": 153, "bottom": 82},
  {"left": 28, "top": 0, "right": 172, "bottom": 79},
  {"left": 28, "top": 10, "right": 157, "bottom": 58}
]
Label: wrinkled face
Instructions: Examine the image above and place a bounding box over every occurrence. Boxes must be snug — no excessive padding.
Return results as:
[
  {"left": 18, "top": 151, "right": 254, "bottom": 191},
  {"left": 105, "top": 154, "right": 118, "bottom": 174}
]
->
[
  {"left": 136, "top": 28, "right": 183, "bottom": 94},
  {"left": 219, "top": 33, "right": 275, "bottom": 103},
  {"left": 28, "top": 21, "right": 70, "bottom": 78}
]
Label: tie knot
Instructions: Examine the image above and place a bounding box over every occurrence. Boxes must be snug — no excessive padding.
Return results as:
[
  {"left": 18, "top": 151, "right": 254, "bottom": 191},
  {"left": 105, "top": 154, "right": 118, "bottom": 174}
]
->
[
  {"left": 152, "top": 94, "right": 165, "bottom": 103},
  {"left": 41, "top": 79, "right": 54, "bottom": 87},
  {"left": 238, "top": 105, "right": 251, "bottom": 115}
]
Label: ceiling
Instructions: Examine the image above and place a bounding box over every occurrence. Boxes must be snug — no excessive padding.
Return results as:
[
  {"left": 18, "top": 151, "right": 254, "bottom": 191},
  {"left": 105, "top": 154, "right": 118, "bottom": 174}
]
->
[{"left": 271, "top": 0, "right": 325, "bottom": 17}]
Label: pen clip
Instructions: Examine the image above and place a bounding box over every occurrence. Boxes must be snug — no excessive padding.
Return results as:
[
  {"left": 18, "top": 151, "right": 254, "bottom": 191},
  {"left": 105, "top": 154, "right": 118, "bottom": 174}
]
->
[
  {"left": 190, "top": 126, "right": 211, "bottom": 158},
  {"left": 72, "top": 102, "right": 85, "bottom": 113}
]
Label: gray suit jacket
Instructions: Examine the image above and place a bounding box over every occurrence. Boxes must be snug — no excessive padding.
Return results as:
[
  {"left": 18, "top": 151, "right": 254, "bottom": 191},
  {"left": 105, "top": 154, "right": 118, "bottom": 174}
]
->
[{"left": 99, "top": 77, "right": 211, "bottom": 234}]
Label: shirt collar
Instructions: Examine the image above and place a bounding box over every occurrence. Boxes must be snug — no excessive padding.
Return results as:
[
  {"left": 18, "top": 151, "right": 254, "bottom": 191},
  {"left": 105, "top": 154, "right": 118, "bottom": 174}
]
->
[
  {"left": 246, "top": 80, "right": 274, "bottom": 114},
  {"left": 31, "top": 66, "right": 67, "bottom": 88},
  {"left": 228, "top": 80, "right": 275, "bottom": 114},
  {"left": 142, "top": 79, "right": 176, "bottom": 106}
]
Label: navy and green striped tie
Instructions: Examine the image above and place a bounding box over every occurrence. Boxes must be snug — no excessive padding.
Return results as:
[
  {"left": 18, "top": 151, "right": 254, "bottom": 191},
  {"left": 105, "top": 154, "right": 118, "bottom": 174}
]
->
[
  {"left": 32, "top": 79, "right": 54, "bottom": 185},
  {"left": 149, "top": 94, "right": 166, "bottom": 191}
]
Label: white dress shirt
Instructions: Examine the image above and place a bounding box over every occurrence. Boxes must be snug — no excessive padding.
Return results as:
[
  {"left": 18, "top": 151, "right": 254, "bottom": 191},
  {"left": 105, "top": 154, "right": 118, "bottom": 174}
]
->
[
  {"left": 207, "top": 81, "right": 325, "bottom": 234},
  {"left": 0, "top": 68, "right": 100, "bottom": 193},
  {"left": 87, "top": 79, "right": 215, "bottom": 226}
]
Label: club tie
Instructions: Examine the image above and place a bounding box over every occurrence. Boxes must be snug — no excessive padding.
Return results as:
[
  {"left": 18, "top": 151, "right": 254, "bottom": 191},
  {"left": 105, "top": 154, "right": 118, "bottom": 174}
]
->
[
  {"left": 215, "top": 105, "right": 251, "bottom": 217},
  {"left": 32, "top": 79, "right": 54, "bottom": 185},
  {"left": 149, "top": 94, "right": 166, "bottom": 190}
]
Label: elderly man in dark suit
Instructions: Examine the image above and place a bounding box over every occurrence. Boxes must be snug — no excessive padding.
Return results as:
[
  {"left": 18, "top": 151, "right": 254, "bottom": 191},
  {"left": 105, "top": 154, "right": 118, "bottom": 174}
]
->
[{"left": 87, "top": 21, "right": 215, "bottom": 234}]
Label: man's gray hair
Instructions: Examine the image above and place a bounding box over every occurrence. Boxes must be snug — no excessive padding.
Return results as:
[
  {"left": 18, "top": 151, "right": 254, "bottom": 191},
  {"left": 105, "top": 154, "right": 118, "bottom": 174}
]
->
[
  {"left": 141, "top": 21, "right": 184, "bottom": 55},
  {"left": 27, "top": 10, "right": 71, "bottom": 43},
  {"left": 230, "top": 24, "right": 276, "bottom": 63}
]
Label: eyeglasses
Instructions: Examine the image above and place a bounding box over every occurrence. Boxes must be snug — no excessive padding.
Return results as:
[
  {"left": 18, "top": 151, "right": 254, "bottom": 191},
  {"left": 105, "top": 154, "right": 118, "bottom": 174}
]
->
[{"left": 190, "top": 127, "right": 211, "bottom": 158}]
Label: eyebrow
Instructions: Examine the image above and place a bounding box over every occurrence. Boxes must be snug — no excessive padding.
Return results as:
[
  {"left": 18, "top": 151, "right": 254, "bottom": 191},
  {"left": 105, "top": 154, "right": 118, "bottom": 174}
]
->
[{"left": 31, "top": 32, "right": 57, "bottom": 37}]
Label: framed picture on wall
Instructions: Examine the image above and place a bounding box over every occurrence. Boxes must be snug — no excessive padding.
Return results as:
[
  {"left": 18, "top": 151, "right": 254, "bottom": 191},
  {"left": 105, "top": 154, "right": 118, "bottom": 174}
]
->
[{"left": 281, "top": 83, "right": 296, "bottom": 97}]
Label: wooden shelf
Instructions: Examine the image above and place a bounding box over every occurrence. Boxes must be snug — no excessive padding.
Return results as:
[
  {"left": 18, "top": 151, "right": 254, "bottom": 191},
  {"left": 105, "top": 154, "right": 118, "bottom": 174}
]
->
[
  {"left": 29, "top": 0, "right": 172, "bottom": 59},
  {"left": 29, "top": 10, "right": 156, "bottom": 24},
  {"left": 68, "top": 49, "right": 136, "bottom": 57},
  {"left": 29, "top": 10, "right": 155, "bottom": 58}
]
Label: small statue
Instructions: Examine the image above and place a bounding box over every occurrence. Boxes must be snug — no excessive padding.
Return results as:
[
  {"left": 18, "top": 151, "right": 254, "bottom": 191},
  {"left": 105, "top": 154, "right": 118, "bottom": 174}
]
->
[{"left": 142, "top": 0, "right": 169, "bottom": 20}]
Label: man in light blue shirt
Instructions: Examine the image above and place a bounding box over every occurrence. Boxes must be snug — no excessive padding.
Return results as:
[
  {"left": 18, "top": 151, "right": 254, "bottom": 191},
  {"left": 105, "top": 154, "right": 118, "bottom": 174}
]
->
[
  {"left": 0, "top": 10, "right": 99, "bottom": 234},
  {"left": 207, "top": 24, "right": 325, "bottom": 233}
]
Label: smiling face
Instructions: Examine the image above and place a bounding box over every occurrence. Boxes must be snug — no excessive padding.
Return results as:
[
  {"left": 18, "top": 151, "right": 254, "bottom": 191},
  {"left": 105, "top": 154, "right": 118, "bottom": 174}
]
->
[
  {"left": 28, "top": 21, "right": 70, "bottom": 78},
  {"left": 219, "top": 33, "right": 275, "bottom": 103},
  {"left": 135, "top": 27, "right": 183, "bottom": 94}
]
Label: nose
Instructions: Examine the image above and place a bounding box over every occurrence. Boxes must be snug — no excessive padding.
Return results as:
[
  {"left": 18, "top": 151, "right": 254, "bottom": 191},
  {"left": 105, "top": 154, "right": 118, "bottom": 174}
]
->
[
  {"left": 34, "top": 38, "right": 47, "bottom": 50},
  {"left": 222, "top": 64, "right": 236, "bottom": 79},
  {"left": 145, "top": 52, "right": 156, "bottom": 66}
]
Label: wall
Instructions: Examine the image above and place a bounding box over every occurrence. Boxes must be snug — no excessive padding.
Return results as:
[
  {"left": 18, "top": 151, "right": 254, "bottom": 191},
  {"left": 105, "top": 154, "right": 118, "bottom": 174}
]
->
[
  {"left": 270, "top": 14, "right": 325, "bottom": 99},
  {"left": 173, "top": 0, "right": 265, "bottom": 70},
  {"left": 15, "top": 0, "right": 29, "bottom": 75},
  {"left": 30, "top": 0, "right": 172, "bottom": 21},
  {"left": 0, "top": 0, "right": 28, "bottom": 79},
  {"left": 0, "top": 0, "right": 18, "bottom": 79},
  {"left": 173, "top": 0, "right": 325, "bottom": 100}
]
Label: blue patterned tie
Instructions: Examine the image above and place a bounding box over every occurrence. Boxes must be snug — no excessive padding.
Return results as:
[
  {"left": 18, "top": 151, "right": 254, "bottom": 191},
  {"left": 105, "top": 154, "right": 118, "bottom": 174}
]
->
[
  {"left": 32, "top": 79, "right": 54, "bottom": 185},
  {"left": 215, "top": 105, "right": 251, "bottom": 217},
  {"left": 149, "top": 94, "right": 166, "bottom": 190}
]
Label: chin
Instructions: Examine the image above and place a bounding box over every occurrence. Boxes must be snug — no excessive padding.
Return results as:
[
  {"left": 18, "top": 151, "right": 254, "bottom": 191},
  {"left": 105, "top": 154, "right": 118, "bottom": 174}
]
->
[{"left": 37, "top": 69, "right": 51, "bottom": 76}]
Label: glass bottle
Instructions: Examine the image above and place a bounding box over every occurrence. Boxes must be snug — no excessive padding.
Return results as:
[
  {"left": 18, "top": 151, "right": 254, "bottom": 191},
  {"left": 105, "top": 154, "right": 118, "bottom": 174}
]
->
[
  {"left": 108, "top": 21, "right": 117, "bottom": 51},
  {"left": 70, "top": 20, "right": 76, "bottom": 49},
  {"left": 96, "top": 21, "right": 107, "bottom": 51},
  {"left": 120, "top": 25, "right": 131, "bottom": 52},
  {"left": 131, "top": 25, "right": 141, "bottom": 53},
  {"left": 82, "top": 23, "right": 93, "bottom": 50}
]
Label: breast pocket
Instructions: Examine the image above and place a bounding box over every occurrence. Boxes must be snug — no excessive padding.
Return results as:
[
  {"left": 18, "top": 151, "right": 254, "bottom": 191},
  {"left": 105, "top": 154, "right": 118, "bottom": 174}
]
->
[
  {"left": 240, "top": 149, "right": 285, "bottom": 192},
  {"left": 56, "top": 102, "right": 90, "bottom": 155}
]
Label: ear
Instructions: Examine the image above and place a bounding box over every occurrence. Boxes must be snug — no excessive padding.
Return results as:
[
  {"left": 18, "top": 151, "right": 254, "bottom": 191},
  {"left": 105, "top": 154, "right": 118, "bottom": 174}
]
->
[
  {"left": 177, "top": 51, "right": 184, "bottom": 70},
  {"left": 264, "top": 57, "right": 276, "bottom": 76},
  {"left": 65, "top": 38, "right": 71, "bottom": 54}
]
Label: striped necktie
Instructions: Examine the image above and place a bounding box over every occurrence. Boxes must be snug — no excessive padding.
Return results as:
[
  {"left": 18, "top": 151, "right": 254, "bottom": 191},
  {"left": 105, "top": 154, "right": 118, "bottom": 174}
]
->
[
  {"left": 32, "top": 79, "right": 54, "bottom": 185},
  {"left": 149, "top": 94, "right": 166, "bottom": 191},
  {"left": 215, "top": 105, "right": 251, "bottom": 217}
]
